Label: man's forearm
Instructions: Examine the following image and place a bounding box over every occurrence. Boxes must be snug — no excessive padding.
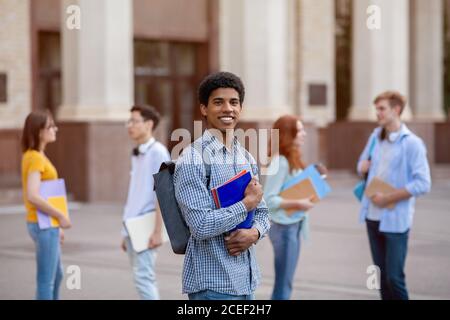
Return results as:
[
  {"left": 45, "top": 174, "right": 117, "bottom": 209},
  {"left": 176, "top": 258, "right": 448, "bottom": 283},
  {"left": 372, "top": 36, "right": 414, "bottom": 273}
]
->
[
  {"left": 153, "top": 203, "right": 163, "bottom": 234},
  {"left": 250, "top": 227, "right": 260, "bottom": 243},
  {"left": 252, "top": 208, "right": 270, "bottom": 239},
  {"left": 185, "top": 203, "right": 248, "bottom": 241},
  {"left": 386, "top": 188, "right": 412, "bottom": 205}
]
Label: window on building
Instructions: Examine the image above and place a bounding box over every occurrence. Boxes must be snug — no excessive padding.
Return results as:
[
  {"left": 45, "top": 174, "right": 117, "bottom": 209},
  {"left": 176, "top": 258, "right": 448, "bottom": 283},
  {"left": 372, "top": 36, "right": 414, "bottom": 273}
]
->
[
  {"left": 335, "top": 0, "right": 352, "bottom": 121},
  {"left": 37, "top": 32, "right": 61, "bottom": 116},
  {"left": 134, "top": 40, "right": 201, "bottom": 148},
  {"left": 0, "top": 73, "right": 7, "bottom": 103}
]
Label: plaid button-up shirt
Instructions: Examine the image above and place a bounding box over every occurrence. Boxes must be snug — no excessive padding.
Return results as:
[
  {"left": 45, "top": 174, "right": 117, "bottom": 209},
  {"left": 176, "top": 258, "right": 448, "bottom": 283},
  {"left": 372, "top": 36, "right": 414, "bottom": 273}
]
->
[{"left": 174, "top": 129, "right": 270, "bottom": 295}]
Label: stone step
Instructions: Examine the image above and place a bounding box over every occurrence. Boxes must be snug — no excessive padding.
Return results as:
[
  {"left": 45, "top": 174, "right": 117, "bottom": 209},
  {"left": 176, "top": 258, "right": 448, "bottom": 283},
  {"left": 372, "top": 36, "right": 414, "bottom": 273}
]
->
[
  {"left": 431, "top": 164, "right": 450, "bottom": 179},
  {"left": 0, "top": 188, "right": 23, "bottom": 206}
]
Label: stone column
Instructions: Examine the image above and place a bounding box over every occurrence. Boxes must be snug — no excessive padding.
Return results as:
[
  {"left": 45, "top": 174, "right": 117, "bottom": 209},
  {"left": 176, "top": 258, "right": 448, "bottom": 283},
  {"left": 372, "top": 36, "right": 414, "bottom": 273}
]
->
[
  {"left": 0, "top": 0, "right": 31, "bottom": 128},
  {"left": 51, "top": 0, "right": 134, "bottom": 202},
  {"left": 349, "top": 0, "right": 412, "bottom": 121},
  {"left": 297, "top": 0, "right": 336, "bottom": 127},
  {"left": 59, "top": 0, "right": 133, "bottom": 120},
  {"left": 219, "top": 0, "right": 291, "bottom": 121},
  {"left": 410, "top": 0, "right": 445, "bottom": 121}
]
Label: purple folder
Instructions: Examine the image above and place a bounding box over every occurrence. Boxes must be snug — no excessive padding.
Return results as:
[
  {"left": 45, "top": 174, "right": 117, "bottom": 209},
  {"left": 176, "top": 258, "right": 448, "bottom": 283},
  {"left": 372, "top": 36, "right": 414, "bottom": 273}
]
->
[{"left": 37, "top": 179, "right": 68, "bottom": 229}]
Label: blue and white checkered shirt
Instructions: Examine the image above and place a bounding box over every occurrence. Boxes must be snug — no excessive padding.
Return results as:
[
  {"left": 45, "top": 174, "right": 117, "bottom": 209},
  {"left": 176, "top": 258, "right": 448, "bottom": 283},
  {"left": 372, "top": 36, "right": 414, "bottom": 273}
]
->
[{"left": 174, "top": 129, "right": 270, "bottom": 295}]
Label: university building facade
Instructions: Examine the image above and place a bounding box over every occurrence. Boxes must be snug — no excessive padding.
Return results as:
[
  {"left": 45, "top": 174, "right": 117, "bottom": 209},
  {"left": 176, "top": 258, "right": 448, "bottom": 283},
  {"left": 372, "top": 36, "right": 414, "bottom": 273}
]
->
[{"left": 1, "top": 0, "right": 449, "bottom": 202}]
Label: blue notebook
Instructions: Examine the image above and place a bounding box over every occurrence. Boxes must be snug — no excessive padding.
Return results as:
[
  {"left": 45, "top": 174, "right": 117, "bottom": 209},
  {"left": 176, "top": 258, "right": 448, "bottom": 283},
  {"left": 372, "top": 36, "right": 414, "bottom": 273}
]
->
[
  {"left": 212, "top": 170, "right": 255, "bottom": 232},
  {"left": 281, "top": 164, "right": 332, "bottom": 200}
]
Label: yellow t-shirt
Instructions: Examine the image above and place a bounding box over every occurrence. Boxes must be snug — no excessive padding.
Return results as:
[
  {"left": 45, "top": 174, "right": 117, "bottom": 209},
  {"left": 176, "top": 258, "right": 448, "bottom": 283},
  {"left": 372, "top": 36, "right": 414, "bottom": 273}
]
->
[{"left": 21, "top": 150, "right": 58, "bottom": 222}]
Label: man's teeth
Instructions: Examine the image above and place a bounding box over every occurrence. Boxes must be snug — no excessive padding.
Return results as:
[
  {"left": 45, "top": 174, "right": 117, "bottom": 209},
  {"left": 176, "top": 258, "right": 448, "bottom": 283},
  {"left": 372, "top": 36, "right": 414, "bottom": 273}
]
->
[{"left": 220, "top": 117, "right": 233, "bottom": 120}]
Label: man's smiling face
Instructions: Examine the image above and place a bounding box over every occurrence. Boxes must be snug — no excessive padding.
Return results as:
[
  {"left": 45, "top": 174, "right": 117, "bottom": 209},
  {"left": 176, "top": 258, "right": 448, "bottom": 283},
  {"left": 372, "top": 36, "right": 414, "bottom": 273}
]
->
[{"left": 200, "top": 87, "right": 242, "bottom": 132}]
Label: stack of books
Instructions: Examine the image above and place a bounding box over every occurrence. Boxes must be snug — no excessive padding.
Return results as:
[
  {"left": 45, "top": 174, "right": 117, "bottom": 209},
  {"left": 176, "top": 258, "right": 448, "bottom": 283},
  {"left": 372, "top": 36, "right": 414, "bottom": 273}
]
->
[
  {"left": 212, "top": 170, "right": 255, "bottom": 231},
  {"left": 365, "top": 177, "right": 396, "bottom": 209},
  {"left": 280, "top": 164, "right": 332, "bottom": 215},
  {"left": 37, "top": 179, "right": 70, "bottom": 229}
]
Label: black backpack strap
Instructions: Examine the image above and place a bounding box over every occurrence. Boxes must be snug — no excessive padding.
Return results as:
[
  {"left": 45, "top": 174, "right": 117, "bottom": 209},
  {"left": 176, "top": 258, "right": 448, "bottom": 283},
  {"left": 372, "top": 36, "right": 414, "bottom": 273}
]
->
[
  {"left": 153, "top": 161, "right": 175, "bottom": 191},
  {"left": 203, "top": 149, "right": 211, "bottom": 189},
  {"left": 160, "top": 161, "right": 176, "bottom": 174}
]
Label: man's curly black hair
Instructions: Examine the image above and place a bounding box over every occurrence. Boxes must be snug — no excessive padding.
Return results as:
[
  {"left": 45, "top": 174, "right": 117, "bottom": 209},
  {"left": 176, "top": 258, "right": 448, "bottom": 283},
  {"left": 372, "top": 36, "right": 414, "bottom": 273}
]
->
[{"left": 198, "top": 72, "right": 245, "bottom": 106}]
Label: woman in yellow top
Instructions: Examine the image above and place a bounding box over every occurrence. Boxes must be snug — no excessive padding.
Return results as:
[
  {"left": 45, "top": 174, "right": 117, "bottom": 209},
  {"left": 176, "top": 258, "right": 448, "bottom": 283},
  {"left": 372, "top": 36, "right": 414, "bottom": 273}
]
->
[{"left": 21, "top": 110, "right": 71, "bottom": 300}]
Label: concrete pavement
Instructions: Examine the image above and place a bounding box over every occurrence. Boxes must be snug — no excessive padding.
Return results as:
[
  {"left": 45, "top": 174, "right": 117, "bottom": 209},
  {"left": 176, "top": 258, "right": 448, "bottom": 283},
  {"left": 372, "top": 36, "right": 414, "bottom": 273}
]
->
[{"left": 1, "top": 172, "right": 449, "bottom": 300}]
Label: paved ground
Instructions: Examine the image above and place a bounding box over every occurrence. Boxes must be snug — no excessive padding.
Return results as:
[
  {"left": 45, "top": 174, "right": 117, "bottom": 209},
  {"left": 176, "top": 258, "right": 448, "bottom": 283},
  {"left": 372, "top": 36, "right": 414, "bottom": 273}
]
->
[{"left": 1, "top": 171, "right": 449, "bottom": 300}]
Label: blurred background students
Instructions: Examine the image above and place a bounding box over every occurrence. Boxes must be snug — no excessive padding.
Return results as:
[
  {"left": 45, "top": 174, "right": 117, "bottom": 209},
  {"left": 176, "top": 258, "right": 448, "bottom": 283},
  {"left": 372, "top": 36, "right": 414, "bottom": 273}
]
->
[
  {"left": 264, "top": 115, "right": 315, "bottom": 300},
  {"left": 121, "top": 105, "right": 170, "bottom": 300},
  {"left": 21, "top": 110, "right": 71, "bottom": 300},
  {"left": 357, "top": 91, "right": 431, "bottom": 300}
]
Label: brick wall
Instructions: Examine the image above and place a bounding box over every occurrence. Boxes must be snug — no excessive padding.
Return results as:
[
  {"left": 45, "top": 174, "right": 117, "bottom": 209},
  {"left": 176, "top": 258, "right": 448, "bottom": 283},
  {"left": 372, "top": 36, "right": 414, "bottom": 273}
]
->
[{"left": 0, "top": 0, "right": 32, "bottom": 129}]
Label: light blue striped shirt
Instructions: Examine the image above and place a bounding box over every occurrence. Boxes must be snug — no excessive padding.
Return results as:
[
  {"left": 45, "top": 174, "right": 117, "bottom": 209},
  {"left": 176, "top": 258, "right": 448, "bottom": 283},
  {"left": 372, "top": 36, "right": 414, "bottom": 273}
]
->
[
  {"left": 173, "top": 130, "right": 270, "bottom": 295},
  {"left": 357, "top": 124, "right": 431, "bottom": 233}
]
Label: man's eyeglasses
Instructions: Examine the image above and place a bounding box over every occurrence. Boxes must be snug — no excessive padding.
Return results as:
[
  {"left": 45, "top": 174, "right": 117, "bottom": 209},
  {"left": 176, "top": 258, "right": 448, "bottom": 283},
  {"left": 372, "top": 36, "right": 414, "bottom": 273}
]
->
[{"left": 126, "top": 119, "right": 145, "bottom": 126}]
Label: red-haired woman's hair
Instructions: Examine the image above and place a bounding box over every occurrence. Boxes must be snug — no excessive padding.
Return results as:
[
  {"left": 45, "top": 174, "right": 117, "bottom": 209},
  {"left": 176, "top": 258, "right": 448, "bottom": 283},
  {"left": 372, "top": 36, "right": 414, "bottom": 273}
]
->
[{"left": 269, "top": 115, "right": 305, "bottom": 172}]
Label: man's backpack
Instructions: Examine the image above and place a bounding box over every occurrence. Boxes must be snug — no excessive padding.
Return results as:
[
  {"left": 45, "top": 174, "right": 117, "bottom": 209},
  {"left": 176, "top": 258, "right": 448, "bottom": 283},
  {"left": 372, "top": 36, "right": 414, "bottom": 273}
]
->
[{"left": 153, "top": 160, "right": 210, "bottom": 254}]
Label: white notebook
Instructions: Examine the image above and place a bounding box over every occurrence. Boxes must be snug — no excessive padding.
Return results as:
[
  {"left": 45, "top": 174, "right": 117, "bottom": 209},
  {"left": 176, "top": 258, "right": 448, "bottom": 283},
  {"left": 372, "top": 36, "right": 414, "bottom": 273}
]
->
[{"left": 124, "top": 211, "right": 169, "bottom": 253}]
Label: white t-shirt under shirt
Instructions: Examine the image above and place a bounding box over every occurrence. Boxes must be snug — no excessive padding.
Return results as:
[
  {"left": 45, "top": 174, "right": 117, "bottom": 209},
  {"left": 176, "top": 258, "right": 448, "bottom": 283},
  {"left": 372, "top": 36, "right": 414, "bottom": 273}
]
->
[
  {"left": 366, "top": 132, "right": 400, "bottom": 221},
  {"left": 121, "top": 137, "right": 171, "bottom": 236}
]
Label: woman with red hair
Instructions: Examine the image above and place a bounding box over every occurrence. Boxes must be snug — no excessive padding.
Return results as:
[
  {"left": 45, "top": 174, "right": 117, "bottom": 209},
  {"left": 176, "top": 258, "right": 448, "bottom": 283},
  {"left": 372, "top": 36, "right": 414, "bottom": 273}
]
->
[{"left": 264, "top": 115, "right": 314, "bottom": 300}]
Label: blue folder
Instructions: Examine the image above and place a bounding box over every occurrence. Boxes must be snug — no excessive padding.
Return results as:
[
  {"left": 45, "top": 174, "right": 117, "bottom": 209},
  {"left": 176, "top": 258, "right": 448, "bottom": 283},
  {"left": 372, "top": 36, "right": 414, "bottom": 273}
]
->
[
  {"left": 281, "top": 164, "right": 332, "bottom": 200},
  {"left": 214, "top": 171, "right": 255, "bottom": 231}
]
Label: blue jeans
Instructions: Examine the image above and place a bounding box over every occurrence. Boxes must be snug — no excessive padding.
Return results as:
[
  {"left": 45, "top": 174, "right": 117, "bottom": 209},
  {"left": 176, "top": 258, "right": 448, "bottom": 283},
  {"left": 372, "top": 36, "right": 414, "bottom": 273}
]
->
[
  {"left": 188, "top": 290, "right": 254, "bottom": 300},
  {"left": 125, "top": 237, "right": 159, "bottom": 300},
  {"left": 27, "top": 223, "right": 63, "bottom": 300},
  {"left": 366, "top": 220, "right": 409, "bottom": 300},
  {"left": 269, "top": 220, "right": 303, "bottom": 300}
]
